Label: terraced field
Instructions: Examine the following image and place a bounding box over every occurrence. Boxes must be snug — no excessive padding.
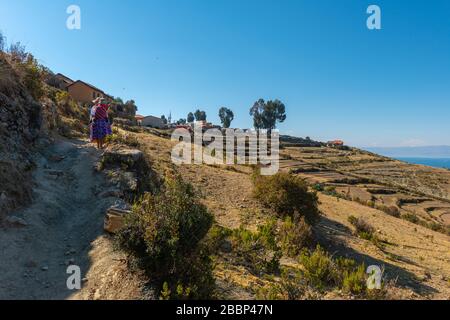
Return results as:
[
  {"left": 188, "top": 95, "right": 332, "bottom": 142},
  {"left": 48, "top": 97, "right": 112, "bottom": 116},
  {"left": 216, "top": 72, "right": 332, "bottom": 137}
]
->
[
  {"left": 280, "top": 146, "right": 450, "bottom": 231},
  {"left": 128, "top": 131, "right": 450, "bottom": 299}
]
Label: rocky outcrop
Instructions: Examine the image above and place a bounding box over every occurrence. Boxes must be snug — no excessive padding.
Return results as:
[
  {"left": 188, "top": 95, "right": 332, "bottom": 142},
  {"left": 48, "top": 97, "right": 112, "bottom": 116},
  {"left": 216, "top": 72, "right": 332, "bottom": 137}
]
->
[
  {"left": 99, "top": 146, "right": 159, "bottom": 202},
  {"left": 98, "top": 146, "right": 160, "bottom": 233}
]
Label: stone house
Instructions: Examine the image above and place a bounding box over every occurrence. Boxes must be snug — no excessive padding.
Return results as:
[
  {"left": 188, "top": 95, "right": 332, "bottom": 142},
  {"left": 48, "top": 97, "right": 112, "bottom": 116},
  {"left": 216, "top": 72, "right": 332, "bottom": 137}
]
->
[
  {"left": 141, "top": 115, "right": 167, "bottom": 129},
  {"left": 66, "top": 80, "right": 113, "bottom": 104}
]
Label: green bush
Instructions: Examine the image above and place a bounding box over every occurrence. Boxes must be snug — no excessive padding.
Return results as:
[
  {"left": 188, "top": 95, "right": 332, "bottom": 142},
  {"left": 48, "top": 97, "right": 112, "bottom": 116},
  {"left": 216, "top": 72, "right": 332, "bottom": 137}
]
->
[
  {"left": 367, "top": 200, "right": 375, "bottom": 208},
  {"left": 230, "top": 221, "right": 281, "bottom": 275},
  {"left": 256, "top": 268, "right": 316, "bottom": 300},
  {"left": 204, "top": 225, "right": 233, "bottom": 253},
  {"left": 402, "top": 213, "right": 419, "bottom": 224},
  {"left": 341, "top": 265, "right": 367, "bottom": 295},
  {"left": 22, "top": 56, "right": 44, "bottom": 100},
  {"left": 299, "top": 245, "right": 338, "bottom": 290},
  {"left": 252, "top": 172, "right": 320, "bottom": 225},
  {"left": 311, "top": 183, "right": 324, "bottom": 192},
  {"left": 279, "top": 216, "right": 313, "bottom": 257},
  {"left": 299, "top": 247, "right": 380, "bottom": 297},
  {"left": 115, "top": 175, "right": 215, "bottom": 299},
  {"left": 335, "top": 257, "right": 367, "bottom": 295}
]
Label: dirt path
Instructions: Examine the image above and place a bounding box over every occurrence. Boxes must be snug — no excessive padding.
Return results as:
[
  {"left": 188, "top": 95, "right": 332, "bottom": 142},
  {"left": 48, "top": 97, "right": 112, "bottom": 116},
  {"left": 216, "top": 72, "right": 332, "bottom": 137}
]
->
[{"left": 0, "top": 138, "right": 115, "bottom": 300}]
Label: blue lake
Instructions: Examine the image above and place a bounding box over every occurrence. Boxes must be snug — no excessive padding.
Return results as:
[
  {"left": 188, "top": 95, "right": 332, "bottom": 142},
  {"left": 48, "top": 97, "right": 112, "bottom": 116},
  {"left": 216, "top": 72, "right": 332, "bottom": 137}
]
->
[{"left": 396, "top": 157, "right": 450, "bottom": 169}]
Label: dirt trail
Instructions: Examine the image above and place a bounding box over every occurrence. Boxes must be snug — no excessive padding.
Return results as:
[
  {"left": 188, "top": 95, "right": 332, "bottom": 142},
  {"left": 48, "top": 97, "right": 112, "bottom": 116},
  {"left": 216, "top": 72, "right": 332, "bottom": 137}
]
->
[{"left": 0, "top": 138, "right": 115, "bottom": 300}]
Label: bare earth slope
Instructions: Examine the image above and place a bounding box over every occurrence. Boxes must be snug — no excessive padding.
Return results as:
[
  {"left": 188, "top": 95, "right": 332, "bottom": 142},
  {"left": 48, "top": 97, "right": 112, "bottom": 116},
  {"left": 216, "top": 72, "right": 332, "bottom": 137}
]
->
[{"left": 0, "top": 138, "right": 143, "bottom": 299}]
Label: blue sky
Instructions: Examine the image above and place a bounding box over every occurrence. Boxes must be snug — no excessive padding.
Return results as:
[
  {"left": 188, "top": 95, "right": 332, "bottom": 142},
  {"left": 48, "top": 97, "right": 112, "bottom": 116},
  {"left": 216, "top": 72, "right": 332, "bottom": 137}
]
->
[{"left": 1, "top": 0, "right": 449, "bottom": 147}]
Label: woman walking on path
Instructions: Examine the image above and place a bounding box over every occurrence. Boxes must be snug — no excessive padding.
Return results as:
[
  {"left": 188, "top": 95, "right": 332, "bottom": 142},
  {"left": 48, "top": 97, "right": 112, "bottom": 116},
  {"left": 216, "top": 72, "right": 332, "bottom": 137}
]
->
[{"left": 90, "top": 97, "right": 112, "bottom": 149}]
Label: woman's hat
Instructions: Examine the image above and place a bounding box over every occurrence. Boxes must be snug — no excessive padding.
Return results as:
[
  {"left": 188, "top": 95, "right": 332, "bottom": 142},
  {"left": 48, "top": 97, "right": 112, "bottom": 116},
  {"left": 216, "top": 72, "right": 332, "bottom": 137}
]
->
[{"left": 92, "top": 97, "right": 105, "bottom": 104}]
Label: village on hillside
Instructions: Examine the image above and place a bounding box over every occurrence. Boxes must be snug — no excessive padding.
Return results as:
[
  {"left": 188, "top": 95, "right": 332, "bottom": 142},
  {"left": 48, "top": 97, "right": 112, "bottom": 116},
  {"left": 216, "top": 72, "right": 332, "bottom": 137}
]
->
[{"left": 49, "top": 73, "right": 346, "bottom": 148}]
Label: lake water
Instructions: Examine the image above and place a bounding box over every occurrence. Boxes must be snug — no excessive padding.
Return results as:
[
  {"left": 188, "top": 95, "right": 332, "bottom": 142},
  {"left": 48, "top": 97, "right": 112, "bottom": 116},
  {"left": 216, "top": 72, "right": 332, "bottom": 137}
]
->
[{"left": 396, "top": 157, "right": 450, "bottom": 169}]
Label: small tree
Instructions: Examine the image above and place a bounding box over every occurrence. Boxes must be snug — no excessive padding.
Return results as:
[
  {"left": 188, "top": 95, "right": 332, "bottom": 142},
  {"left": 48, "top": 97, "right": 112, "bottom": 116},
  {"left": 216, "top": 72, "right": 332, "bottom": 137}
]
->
[
  {"left": 218, "top": 107, "right": 234, "bottom": 128},
  {"left": 249, "top": 99, "right": 286, "bottom": 130},
  {"left": 161, "top": 115, "right": 168, "bottom": 124},
  {"left": 8, "top": 41, "right": 27, "bottom": 62},
  {"left": 194, "top": 109, "right": 207, "bottom": 121},
  {"left": 177, "top": 118, "right": 187, "bottom": 125},
  {"left": 113, "top": 97, "right": 124, "bottom": 104},
  {"left": 125, "top": 100, "right": 138, "bottom": 112},
  {"left": 187, "top": 112, "right": 195, "bottom": 123}
]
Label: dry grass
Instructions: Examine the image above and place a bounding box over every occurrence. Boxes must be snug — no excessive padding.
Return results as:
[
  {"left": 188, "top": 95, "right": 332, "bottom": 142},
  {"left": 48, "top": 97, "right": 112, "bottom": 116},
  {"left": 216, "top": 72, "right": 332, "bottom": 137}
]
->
[{"left": 127, "top": 129, "right": 450, "bottom": 299}]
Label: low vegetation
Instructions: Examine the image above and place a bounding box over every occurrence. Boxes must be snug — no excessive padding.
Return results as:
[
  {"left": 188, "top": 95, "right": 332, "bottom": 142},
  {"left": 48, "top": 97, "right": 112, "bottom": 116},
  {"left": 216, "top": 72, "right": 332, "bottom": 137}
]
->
[
  {"left": 106, "top": 129, "right": 141, "bottom": 148},
  {"left": 115, "top": 175, "right": 215, "bottom": 299},
  {"left": 279, "top": 217, "right": 314, "bottom": 257},
  {"left": 258, "top": 245, "right": 388, "bottom": 299},
  {"left": 252, "top": 171, "right": 321, "bottom": 225}
]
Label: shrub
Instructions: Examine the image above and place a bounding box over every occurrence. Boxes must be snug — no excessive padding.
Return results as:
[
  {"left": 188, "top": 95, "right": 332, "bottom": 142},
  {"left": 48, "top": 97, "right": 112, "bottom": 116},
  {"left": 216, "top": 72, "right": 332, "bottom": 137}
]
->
[
  {"left": 377, "top": 205, "right": 401, "bottom": 218},
  {"left": 23, "top": 59, "right": 44, "bottom": 100},
  {"left": 348, "top": 215, "right": 375, "bottom": 236},
  {"left": 8, "top": 41, "right": 27, "bottom": 62},
  {"left": 115, "top": 175, "right": 215, "bottom": 299},
  {"left": 55, "top": 91, "right": 70, "bottom": 105},
  {"left": 342, "top": 265, "right": 367, "bottom": 295},
  {"left": 204, "top": 225, "right": 233, "bottom": 253},
  {"left": 348, "top": 216, "right": 384, "bottom": 249},
  {"left": 311, "top": 183, "right": 324, "bottom": 192},
  {"left": 256, "top": 268, "right": 317, "bottom": 300},
  {"left": 335, "top": 258, "right": 367, "bottom": 295},
  {"left": 402, "top": 213, "right": 419, "bottom": 224},
  {"left": 323, "top": 186, "right": 338, "bottom": 197},
  {"left": 252, "top": 172, "right": 320, "bottom": 225},
  {"left": 279, "top": 216, "right": 313, "bottom": 257},
  {"left": 230, "top": 221, "right": 281, "bottom": 275},
  {"left": 299, "top": 245, "right": 338, "bottom": 290},
  {"left": 367, "top": 200, "right": 375, "bottom": 208},
  {"left": 299, "top": 247, "right": 383, "bottom": 297}
]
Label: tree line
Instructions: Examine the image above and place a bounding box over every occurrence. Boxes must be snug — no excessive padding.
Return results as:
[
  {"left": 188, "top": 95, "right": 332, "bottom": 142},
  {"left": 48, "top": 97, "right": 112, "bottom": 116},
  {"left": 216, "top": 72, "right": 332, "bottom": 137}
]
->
[{"left": 165, "top": 99, "right": 286, "bottom": 130}]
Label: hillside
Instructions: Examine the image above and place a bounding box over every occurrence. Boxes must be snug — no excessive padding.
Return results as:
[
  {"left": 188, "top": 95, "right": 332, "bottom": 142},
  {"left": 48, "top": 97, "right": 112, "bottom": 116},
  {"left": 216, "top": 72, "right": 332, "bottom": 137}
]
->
[
  {"left": 0, "top": 47, "right": 449, "bottom": 300},
  {"left": 113, "top": 129, "right": 449, "bottom": 299}
]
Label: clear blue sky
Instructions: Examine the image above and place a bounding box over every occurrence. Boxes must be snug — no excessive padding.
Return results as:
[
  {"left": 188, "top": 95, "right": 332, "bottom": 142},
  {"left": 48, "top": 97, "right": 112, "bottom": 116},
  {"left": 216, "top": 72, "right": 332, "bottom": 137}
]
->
[{"left": 1, "top": 0, "right": 449, "bottom": 147}]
